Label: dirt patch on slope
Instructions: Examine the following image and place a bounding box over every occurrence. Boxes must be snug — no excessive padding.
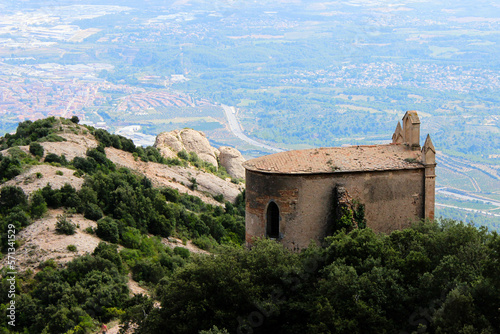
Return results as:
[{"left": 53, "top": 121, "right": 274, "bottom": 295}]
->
[
  {"left": 1, "top": 209, "right": 101, "bottom": 271},
  {"left": 41, "top": 131, "right": 98, "bottom": 161},
  {"left": 2, "top": 165, "right": 85, "bottom": 195},
  {"left": 162, "top": 237, "right": 210, "bottom": 255}
]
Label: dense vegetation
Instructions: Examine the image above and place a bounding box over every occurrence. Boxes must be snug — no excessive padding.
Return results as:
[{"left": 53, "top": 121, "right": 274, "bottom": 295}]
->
[
  {"left": 1, "top": 245, "right": 129, "bottom": 333},
  {"left": 132, "top": 221, "right": 500, "bottom": 334}
]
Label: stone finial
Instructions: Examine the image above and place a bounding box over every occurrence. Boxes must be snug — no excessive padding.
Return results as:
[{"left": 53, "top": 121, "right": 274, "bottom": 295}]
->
[
  {"left": 392, "top": 121, "right": 404, "bottom": 144},
  {"left": 421, "top": 134, "right": 436, "bottom": 165},
  {"left": 402, "top": 110, "right": 421, "bottom": 149}
]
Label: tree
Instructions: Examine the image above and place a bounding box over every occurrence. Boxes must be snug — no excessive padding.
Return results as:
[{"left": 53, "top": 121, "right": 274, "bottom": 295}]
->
[
  {"left": 3, "top": 207, "right": 30, "bottom": 230},
  {"left": 93, "top": 241, "right": 124, "bottom": 273},
  {"left": 0, "top": 186, "right": 27, "bottom": 213},
  {"left": 132, "top": 259, "right": 166, "bottom": 284},
  {"left": 138, "top": 240, "right": 301, "bottom": 334},
  {"left": 70, "top": 116, "right": 79, "bottom": 124},
  {"left": 0, "top": 154, "right": 22, "bottom": 181},
  {"left": 29, "top": 191, "right": 47, "bottom": 218},
  {"left": 41, "top": 183, "right": 64, "bottom": 208},
  {"left": 44, "top": 153, "right": 65, "bottom": 164},
  {"left": 96, "top": 217, "right": 119, "bottom": 243},
  {"left": 84, "top": 203, "right": 103, "bottom": 221}
]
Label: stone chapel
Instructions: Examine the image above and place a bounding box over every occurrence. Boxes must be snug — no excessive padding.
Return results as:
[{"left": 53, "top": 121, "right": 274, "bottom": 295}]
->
[{"left": 243, "top": 111, "right": 436, "bottom": 249}]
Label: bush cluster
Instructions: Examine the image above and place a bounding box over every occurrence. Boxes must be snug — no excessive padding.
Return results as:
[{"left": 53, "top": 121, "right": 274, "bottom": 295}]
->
[
  {"left": 0, "top": 243, "right": 129, "bottom": 333},
  {"left": 0, "top": 117, "right": 65, "bottom": 149},
  {"left": 55, "top": 214, "right": 76, "bottom": 235},
  {"left": 131, "top": 221, "right": 500, "bottom": 334}
]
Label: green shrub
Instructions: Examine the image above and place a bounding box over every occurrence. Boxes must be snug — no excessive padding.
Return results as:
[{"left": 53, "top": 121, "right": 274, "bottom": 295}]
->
[
  {"left": 29, "top": 190, "right": 47, "bottom": 219},
  {"left": 173, "top": 246, "right": 190, "bottom": 259},
  {"left": 38, "top": 258, "right": 57, "bottom": 269},
  {"left": 192, "top": 235, "right": 216, "bottom": 251},
  {"left": 120, "top": 248, "right": 141, "bottom": 266},
  {"left": 41, "top": 184, "right": 62, "bottom": 208},
  {"left": 199, "top": 326, "right": 230, "bottom": 334},
  {"left": 73, "top": 156, "right": 96, "bottom": 174},
  {"left": 84, "top": 203, "right": 103, "bottom": 221},
  {"left": 0, "top": 154, "right": 22, "bottom": 182},
  {"left": 84, "top": 226, "right": 95, "bottom": 234},
  {"left": 3, "top": 208, "right": 30, "bottom": 237},
  {"left": 55, "top": 215, "right": 76, "bottom": 235},
  {"left": 93, "top": 241, "right": 124, "bottom": 273},
  {"left": 29, "top": 142, "right": 44, "bottom": 158},
  {"left": 67, "top": 244, "right": 77, "bottom": 252},
  {"left": 132, "top": 259, "right": 166, "bottom": 284},
  {"left": 44, "top": 133, "right": 66, "bottom": 142},
  {"left": 96, "top": 217, "right": 120, "bottom": 243},
  {"left": 213, "top": 194, "right": 224, "bottom": 203},
  {"left": 103, "top": 307, "right": 125, "bottom": 319},
  {"left": 1, "top": 117, "right": 58, "bottom": 147},
  {"left": 44, "top": 153, "right": 67, "bottom": 165},
  {"left": 177, "top": 150, "right": 189, "bottom": 160},
  {"left": 189, "top": 177, "right": 198, "bottom": 190},
  {"left": 1, "top": 185, "right": 28, "bottom": 211},
  {"left": 165, "top": 157, "right": 185, "bottom": 166},
  {"left": 121, "top": 227, "right": 142, "bottom": 249}
]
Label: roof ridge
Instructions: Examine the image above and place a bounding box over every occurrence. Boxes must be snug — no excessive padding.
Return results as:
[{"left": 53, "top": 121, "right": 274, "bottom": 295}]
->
[{"left": 243, "top": 145, "right": 423, "bottom": 174}]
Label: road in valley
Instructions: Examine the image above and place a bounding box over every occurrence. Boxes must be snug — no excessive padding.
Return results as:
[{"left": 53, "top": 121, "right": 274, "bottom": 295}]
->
[
  {"left": 436, "top": 187, "right": 500, "bottom": 207},
  {"left": 436, "top": 203, "right": 500, "bottom": 218},
  {"left": 221, "top": 105, "right": 284, "bottom": 153}
]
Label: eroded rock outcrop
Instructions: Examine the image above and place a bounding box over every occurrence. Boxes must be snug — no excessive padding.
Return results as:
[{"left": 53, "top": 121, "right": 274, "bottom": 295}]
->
[
  {"left": 154, "top": 129, "right": 219, "bottom": 166},
  {"left": 154, "top": 129, "right": 246, "bottom": 179},
  {"left": 219, "top": 146, "right": 246, "bottom": 179}
]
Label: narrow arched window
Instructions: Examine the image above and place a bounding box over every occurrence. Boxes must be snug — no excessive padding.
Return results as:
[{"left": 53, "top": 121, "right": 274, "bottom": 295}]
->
[{"left": 266, "top": 201, "right": 280, "bottom": 239}]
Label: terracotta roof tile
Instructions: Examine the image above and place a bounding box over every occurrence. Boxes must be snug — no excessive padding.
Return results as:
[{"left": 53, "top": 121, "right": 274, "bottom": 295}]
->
[{"left": 243, "top": 144, "right": 424, "bottom": 174}]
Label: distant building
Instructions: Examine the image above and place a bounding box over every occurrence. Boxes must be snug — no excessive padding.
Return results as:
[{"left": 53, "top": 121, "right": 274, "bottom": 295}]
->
[{"left": 243, "top": 111, "right": 436, "bottom": 250}]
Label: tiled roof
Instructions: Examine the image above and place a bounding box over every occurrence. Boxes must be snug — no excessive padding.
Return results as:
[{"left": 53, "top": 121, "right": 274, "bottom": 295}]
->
[{"left": 243, "top": 144, "right": 424, "bottom": 174}]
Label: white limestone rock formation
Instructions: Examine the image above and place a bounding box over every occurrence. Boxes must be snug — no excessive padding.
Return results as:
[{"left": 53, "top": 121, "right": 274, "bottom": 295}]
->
[
  {"left": 218, "top": 146, "right": 246, "bottom": 179},
  {"left": 154, "top": 129, "right": 219, "bottom": 166}
]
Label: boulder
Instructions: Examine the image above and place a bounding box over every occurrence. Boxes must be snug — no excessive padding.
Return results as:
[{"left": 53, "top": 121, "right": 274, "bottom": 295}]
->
[
  {"left": 219, "top": 146, "right": 246, "bottom": 179},
  {"left": 154, "top": 129, "right": 219, "bottom": 166}
]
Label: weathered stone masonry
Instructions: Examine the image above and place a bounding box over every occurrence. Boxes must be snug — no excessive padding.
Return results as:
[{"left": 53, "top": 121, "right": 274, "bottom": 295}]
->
[{"left": 244, "top": 111, "right": 436, "bottom": 250}]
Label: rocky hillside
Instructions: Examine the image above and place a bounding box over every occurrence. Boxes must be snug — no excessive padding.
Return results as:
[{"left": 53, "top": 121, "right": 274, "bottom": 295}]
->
[
  {"left": 0, "top": 118, "right": 246, "bottom": 272},
  {"left": 2, "top": 122, "right": 244, "bottom": 205},
  {"left": 0, "top": 117, "right": 246, "bottom": 333},
  {"left": 0, "top": 117, "right": 245, "bottom": 263}
]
